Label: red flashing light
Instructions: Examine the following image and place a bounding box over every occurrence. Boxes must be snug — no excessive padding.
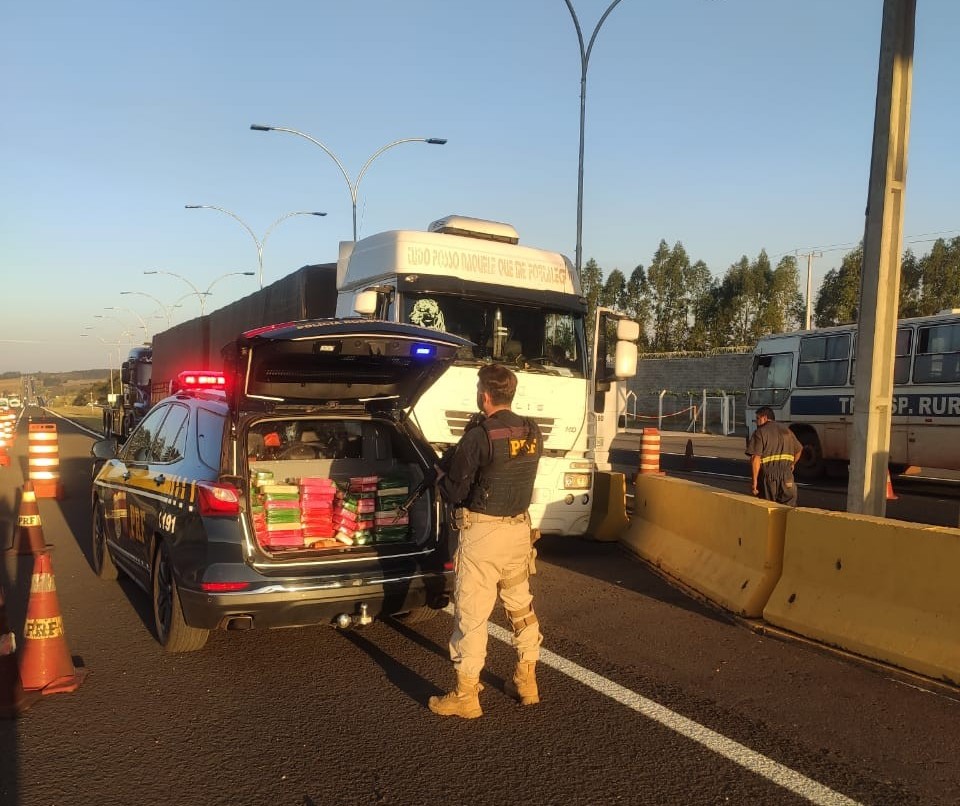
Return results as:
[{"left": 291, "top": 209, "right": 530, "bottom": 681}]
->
[
  {"left": 200, "top": 581, "right": 251, "bottom": 593},
  {"left": 197, "top": 481, "right": 241, "bottom": 516},
  {"left": 175, "top": 370, "right": 226, "bottom": 392},
  {"left": 443, "top": 561, "right": 454, "bottom": 571}
]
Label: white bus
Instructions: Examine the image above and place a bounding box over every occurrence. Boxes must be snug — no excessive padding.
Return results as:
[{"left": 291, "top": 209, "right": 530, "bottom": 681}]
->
[
  {"left": 335, "top": 215, "right": 637, "bottom": 536},
  {"left": 746, "top": 310, "right": 960, "bottom": 478}
]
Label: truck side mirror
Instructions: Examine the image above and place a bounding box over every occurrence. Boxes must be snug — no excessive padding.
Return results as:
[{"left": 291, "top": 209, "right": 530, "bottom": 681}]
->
[
  {"left": 613, "top": 341, "right": 638, "bottom": 380},
  {"left": 354, "top": 290, "right": 379, "bottom": 316}
]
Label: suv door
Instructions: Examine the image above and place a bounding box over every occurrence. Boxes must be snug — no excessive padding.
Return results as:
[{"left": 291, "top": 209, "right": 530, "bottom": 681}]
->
[{"left": 108, "top": 404, "right": 176, "bottom": 578}]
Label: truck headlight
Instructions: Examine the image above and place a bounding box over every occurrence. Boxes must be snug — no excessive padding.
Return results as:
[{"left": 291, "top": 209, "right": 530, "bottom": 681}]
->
[{"left": 563, "top": 472, "right": 591, "bottom": 490}]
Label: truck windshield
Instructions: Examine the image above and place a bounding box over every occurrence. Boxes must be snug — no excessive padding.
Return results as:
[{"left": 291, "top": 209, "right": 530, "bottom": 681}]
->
[{"left": 401, "top": 292, "right": 586, "bottom": 377}]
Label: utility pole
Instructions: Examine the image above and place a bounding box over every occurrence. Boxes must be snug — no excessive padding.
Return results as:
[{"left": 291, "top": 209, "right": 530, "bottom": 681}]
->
[
  {"left": 847, "top": 0, "right": 915, "bottom": 517},
  {"left": 795, "top": 250, "right": 823, "bottom": 329}
]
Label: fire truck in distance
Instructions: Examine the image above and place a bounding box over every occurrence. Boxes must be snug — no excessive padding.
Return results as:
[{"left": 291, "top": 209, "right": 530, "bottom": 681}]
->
[{"left": 103, "top": 346, "right": 153, "bottom": 441}]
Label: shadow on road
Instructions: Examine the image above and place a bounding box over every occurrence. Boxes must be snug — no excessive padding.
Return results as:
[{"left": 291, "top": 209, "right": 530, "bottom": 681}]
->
[
  {"left": 336, "top": 625, "right": 440, "bottom": 706},
  {"left": 535, "top": 534, "right": 736, "bottom": 626}
]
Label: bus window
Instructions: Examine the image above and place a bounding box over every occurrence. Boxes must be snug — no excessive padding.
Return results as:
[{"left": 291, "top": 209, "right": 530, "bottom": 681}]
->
[
  {"left": 851, "top": 328, "right": 913, "bottom": 385},
  {"left": 914, "top": 323, "right": 960, "bottom": 384},
  {"left": 748, "top": 353, "right": 793, "bottom": 407},
  {"left": 797, "top": 333, "right": 851, "bottom": 387}
]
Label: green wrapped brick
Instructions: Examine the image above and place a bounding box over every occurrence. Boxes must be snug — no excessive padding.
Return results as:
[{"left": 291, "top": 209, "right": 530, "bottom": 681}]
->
[{"left": 375, "top": 525, "right": 410, "bottom": 543}]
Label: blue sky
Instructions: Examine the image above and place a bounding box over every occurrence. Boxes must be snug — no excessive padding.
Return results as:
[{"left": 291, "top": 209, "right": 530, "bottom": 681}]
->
[{"left": 2, "top": 1, "right": 958, "bottom": 373}]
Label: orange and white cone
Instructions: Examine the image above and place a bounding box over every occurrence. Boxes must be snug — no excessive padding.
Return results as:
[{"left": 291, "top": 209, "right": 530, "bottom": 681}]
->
[
  {"left": 7, "top": 482, "right": 49, "bottom": 556},
  {"left": 0, "top": 585, "right": 39, "bottom": 718},
  {"left": 18, "top": 552, "right": 84, "bottom": 695},
  {"left": 885, "top": 470, "right": 898, "bottom": 501}
]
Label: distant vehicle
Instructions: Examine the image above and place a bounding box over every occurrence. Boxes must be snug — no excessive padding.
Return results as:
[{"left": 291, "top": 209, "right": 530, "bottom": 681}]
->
[
  {"left": 102, "top": 347, "right": 152, "bottom": 441},
  {"left": 746, "top": 310, "right": 960, "bottom": 478},
  {"left": 90, "top": 320, "right": 466, "bottom": 652},
  {"left": 0, "top": 398, "right": 8, "bottom": 409},
  {"left": 9, "top": 396, "right": 22, "bottom": 408}
]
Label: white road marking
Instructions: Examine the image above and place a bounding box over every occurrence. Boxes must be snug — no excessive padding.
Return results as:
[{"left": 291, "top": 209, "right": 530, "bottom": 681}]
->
[
  {"left": 40, "top": 408, "right": 102, "bottom": 438},
  {"left": 444, "top": 605, "right": 861, "bottom": 805}
]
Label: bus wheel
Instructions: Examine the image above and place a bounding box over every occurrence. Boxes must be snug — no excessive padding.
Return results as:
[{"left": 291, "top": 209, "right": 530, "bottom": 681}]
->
[{"left": 794, "top": 429, "right": 825, "bottom": 480}]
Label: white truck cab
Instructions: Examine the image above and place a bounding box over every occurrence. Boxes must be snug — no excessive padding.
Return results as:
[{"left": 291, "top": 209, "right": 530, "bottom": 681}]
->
[{"left": 336, "top": 216, "right": 637, "bottom": 536}]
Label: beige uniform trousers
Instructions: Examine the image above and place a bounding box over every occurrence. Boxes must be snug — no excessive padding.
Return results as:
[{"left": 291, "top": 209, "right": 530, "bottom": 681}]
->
[{"left": 449, "top": 512, "right": 543, "bottom": 679}]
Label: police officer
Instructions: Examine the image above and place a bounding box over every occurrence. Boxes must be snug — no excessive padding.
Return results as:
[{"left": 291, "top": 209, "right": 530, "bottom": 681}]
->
[
  {"left": 747, "top": 406, "right": 804, "bottom": 506},
  {"left": 429, "top": 364, "right": 543, "bottom": 719}
]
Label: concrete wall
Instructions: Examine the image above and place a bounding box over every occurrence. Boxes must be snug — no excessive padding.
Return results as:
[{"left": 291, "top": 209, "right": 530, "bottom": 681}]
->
[{"left": 623, "top": 350, "right": 754, "bottom": 434}]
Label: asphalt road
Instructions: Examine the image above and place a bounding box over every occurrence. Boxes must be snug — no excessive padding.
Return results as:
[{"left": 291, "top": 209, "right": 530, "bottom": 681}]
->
[{"left": 2, "top": 410, "right": 959, "bottom": 805}]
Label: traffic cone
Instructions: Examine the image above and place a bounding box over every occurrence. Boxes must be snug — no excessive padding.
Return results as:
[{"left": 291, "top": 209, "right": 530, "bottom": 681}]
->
[
  {"left": 18, "top": 552, "right": 84, "bottom": 695},
  {"left": 0, "top": 585, "right": 39, "bottom": 718},
  {"left": 6, "top": 482, "right": 50, "bottom": 555},
  {"left": 885, "top": 470, "right": 898, "bottom": 502}
]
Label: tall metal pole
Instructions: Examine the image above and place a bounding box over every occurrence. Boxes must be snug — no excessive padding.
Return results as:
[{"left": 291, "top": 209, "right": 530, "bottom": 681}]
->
[
  {"left": 563, "top": 0, "right": 625, "bottom": 278},
  {"left": 185, "top": 205, "right": 326, "bottom": 289},
  {"left": 144, "top": 270, "right": 207, "bottom": 315},
  {"left": 795, "top": 250, "right": 822, "bottom": 329},
  {"left": 251, "top": 125, "right": 446, "bottom": 241},
  {"left": 847, "top": 0, "right": 915, "bottom": 517},
  {"left": 104, "top": 306, "right": 151, "bottom": 342},
  {"left": 119, "top": 291, "right": 176, "bottom": 328}
]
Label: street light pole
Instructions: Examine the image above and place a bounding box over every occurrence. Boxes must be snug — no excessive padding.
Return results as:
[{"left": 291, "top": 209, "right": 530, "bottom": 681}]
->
[
  {"left": 143, "top": 270, "right": 207, "bottom": 314},
  {"left": 94, "top": 312, "right": 148, "bottom": 343},
  {"left": 144, "top": 270, "right": 256, "bottom": 315},
  {"left": 204, "top": 271, "right": 256, "bottom": 300},
  {"left": 103, "top": 306, "right": 151, "bottom": 342},
  {"left": 184, "top": 205, "right": 326, "bottom": 289},
  {"left": 563, "top": 0, "right": 626, "bottom": 278},
  {"left": 250, "top": 124, "right": 447, "bottom": 241},
  {"left": 119, "top": 291, "right": 178, "bottom": 329}
]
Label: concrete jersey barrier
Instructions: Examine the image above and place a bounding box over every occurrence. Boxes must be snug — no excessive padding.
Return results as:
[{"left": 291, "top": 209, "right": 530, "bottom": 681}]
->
[
  {"left": 764, "top": 508, "right": 960, "bottom": 686},
  {"left": 622, "top": 474, "right": 788, "bottom": 618}
]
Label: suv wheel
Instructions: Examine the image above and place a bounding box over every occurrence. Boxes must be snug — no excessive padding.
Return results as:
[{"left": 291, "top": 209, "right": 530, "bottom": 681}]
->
[
  {"left": 91, "top": 501, "right": 119, "bottom": 580},
  {"left": 152, "top": 540, "right": 208, "bottom": 652}
]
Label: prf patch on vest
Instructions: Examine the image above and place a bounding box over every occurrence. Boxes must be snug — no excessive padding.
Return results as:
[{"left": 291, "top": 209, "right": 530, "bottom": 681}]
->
[{"left": 509, "top": 437, "right": 538, "bottom": 457}]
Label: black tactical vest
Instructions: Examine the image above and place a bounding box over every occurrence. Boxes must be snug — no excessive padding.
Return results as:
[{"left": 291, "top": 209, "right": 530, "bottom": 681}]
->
[{"left": 465, "top": 413, "right": 542, "bottom": 516}]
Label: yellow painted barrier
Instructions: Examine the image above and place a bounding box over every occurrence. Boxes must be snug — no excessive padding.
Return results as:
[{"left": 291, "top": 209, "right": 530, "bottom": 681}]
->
[
  {"left": 622, "top": 475, "right": 788, "bottom": 618},
  {"left": 586, "top": 471, "right": 630, "bottom": 542},
  {"left": 764, "top": 508, "right": 960, "bottom": 686}
]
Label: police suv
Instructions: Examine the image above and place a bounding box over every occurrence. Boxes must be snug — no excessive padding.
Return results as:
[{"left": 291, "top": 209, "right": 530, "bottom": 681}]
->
[{"left": 91, "top": 319, "right": 470, "bottom": 651}]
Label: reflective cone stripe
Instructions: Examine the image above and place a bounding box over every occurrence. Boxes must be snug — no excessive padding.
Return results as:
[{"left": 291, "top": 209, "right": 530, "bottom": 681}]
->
[
  {"left": 8, "top": 482, "right": 48, "bottom": 555},
  {"left": 18, "top": 553, "right": 81, "bottom": 695},
  {"left": 27, "top": 422, "right": 62, "bottom": 499},
  {"left": 638, "top": 427, "right": 663, "bottom": 475}
]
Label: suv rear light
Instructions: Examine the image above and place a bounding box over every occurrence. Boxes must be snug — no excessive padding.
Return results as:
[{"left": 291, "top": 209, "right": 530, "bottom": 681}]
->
[
  {"left": 197, "top": 481, "right": 241, "bottom": 516},
  {"left": 201, "top": 581, "right": 251, "bottom": 592}
]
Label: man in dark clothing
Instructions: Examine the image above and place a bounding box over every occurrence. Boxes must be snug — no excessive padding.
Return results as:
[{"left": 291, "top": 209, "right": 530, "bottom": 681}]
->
[
  {"left": 746, "top": 406, "right": 804, "bottom": 506},
  {"left": 428, "top": 364, "right": 543, "bottom": 719}
]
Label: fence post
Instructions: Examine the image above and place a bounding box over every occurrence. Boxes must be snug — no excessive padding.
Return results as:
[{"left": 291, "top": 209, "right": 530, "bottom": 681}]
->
[{"left": 658, "top": 390, "right": 667, "bottom": 430}]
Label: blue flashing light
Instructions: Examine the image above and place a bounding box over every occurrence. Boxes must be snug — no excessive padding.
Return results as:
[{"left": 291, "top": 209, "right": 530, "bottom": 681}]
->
[{"left": 412, "top": 344, "right": 435, "bottom": 357}]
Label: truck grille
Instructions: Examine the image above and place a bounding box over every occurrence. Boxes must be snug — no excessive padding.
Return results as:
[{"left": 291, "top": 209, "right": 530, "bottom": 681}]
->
[{"left": 444, "top": 411, "right": 555, "bottom": 439}]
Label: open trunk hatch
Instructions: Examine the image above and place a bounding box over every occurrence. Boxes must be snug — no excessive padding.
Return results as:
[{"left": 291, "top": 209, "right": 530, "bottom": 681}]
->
[{"left": 226, "top": 319, "right": 473, "bottom": 411}]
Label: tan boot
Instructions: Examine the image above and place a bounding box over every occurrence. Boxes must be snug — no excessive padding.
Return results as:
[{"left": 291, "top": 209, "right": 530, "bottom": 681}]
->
[
  {"left": 428, "top": 672, "right": 483, "bottom": 718},
  {"left": 505, "top": 660, "right": 539, "bottom": 705}
]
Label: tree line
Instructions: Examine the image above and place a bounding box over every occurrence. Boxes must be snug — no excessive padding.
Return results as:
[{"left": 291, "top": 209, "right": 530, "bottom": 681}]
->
[{"left": 582, "top": 236, "right": 960, "bottom": 354}]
